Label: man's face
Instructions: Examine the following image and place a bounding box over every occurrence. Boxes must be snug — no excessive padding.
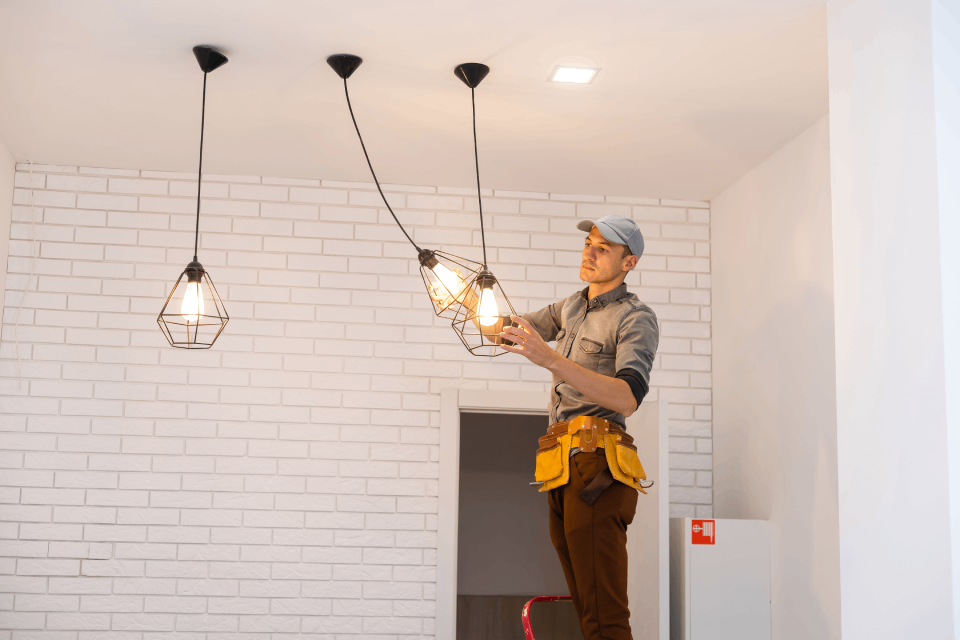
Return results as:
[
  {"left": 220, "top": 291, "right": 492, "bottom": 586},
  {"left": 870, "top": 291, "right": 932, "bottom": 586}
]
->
[{"left": 580, "top": 226, "right": 636, "bottom": 284}]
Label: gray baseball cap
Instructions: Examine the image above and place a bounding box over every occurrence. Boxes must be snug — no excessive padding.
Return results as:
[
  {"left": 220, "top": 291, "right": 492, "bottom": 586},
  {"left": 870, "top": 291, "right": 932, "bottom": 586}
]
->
[{"left": 576, "top": 215, "right": 644, "bottom": 258}]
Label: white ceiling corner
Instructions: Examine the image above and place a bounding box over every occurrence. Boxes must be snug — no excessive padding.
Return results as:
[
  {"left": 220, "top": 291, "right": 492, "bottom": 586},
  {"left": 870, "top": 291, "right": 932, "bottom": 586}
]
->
[{"left": 0, "top": 0, "right": 828, "bottom": 200}]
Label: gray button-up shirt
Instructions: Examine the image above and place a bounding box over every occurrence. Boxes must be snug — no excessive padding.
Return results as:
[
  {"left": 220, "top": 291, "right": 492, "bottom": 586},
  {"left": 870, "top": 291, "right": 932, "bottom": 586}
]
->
[{"left": 523, "top": 283, "right": 659, "bottom": 427}]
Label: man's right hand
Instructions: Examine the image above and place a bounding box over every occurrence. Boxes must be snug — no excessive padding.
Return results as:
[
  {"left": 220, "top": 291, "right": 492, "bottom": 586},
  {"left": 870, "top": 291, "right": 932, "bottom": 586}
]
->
[{"left": 500, "top": 316, "right": 560, "bottom": 369}]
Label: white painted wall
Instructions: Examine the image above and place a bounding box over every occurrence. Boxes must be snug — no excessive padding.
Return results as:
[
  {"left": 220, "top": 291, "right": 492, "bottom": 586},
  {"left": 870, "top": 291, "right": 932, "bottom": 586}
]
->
[
  {"left": 712, "top": 116, "right": 841, "bottom": 640},
  {"left": 932, "top": 0, "right": 960, "bottom": 631},
  {"left": 827, "top": 0, "right": 954, "bottom": 637},
  {"left": 0, "top": 139, "right": 14, "bottom": 297},
  {"left": 0, "top": 165, "right": 711, "bottom": 635}
]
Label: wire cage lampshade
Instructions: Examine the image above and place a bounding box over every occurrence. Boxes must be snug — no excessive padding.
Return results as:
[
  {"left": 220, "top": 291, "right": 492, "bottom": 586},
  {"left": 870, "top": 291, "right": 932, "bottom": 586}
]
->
[
  {"left": 157, "top": 261, "right": 229, "bottom": 348},
  {"left": 157, "top": 45, "right": 229, "bottom": 349},
  {"left": 417, "top": 248, "right": 483, "bottom": 319},
  {"left": 450, "top": 269, "right": 518, "bottom": 357}
]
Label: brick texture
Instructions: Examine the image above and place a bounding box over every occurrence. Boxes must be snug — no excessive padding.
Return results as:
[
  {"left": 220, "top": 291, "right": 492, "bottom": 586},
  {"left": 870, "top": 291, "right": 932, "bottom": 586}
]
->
[{"left": 0, "top": 164, "right": 712, "bottom": 635}]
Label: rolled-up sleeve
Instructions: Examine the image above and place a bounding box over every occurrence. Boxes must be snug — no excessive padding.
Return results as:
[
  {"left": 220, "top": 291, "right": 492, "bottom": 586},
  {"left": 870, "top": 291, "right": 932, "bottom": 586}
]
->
[
  {"left": 522, "top": 298, "right": 566, "bottom": 343},
  {"left": 615, "top": 306, "right": 659, "bottom": 405}
]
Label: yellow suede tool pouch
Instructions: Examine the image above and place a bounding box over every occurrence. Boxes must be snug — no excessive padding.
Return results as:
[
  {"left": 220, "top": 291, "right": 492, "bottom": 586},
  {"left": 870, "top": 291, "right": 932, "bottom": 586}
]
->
[
  {"left": 604, "top": 434, "right": 649, "bottom": 494},
  {"left": 535, "top": 433, "right": 572, "bottom": 493}
]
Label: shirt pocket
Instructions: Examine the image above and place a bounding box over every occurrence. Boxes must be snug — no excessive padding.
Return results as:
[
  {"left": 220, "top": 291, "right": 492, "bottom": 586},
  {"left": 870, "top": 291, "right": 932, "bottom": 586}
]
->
[{"left": 577, "top": 337, "right": 612, "bottom": 371}]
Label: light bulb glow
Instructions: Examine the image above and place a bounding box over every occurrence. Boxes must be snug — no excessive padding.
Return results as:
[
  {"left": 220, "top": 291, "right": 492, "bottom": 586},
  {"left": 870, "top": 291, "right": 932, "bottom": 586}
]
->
[
  {"left": 477, "top": 285, "right": 500, "bottom": 326},
  {"left": 427, "top": 263, "right": 467, "bottom": 309},
  {"left": 433, "top": 264, "right": 466, "bottom": 299},
  {"left": 180, "top": 282, "right": 205, "bottom": 323}
]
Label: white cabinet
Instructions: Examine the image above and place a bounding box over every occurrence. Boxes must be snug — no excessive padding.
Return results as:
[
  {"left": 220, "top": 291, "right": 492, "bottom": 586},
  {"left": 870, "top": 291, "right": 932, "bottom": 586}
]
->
[{"left": 669, "top": 518, "right": 771, "bottom": 640}]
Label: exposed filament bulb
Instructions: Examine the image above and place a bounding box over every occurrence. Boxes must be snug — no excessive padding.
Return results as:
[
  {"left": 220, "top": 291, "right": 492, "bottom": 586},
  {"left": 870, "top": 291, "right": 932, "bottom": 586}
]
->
[
  {"left": 430, "top": 263, "right": 467, "bottom": 303},
  {"left": 180, "top": 282, "right": 205, "bottom": 323},
  {"left": 477, "top": 284, "right": 500, "bottom": 326}
]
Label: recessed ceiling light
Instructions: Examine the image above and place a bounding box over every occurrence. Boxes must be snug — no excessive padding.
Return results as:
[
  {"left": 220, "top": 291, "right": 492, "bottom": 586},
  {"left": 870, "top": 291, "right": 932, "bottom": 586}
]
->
[{"left": 549, "top": 66, "right": 599, "bottom": 84}]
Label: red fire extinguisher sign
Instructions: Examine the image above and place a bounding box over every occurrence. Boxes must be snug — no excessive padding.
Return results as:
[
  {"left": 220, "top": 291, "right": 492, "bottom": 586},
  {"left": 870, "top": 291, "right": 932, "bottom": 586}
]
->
[{"left": 692, "top": 519, "right": 715, "bottom": 545}]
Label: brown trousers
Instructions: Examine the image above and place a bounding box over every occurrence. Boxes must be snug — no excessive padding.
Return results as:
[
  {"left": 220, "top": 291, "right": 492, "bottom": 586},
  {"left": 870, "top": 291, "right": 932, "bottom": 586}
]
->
[{"left": 548, "top": 449, "right": 638, "bottom": 640}]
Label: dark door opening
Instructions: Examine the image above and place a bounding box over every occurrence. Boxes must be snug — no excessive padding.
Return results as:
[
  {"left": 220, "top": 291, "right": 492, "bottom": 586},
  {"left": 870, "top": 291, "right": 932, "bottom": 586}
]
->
[{"left": 456, "top": 412, "right": 582, "bottom": 640}]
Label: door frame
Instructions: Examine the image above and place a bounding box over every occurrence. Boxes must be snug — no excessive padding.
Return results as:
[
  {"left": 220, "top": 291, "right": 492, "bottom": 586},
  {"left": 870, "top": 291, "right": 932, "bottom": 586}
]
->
[
  {"left": 437, "top": 389, "right": 549, "bottom": 638},
  {"left": 436, "top": 388, "right": 669, "bottom": 639}
]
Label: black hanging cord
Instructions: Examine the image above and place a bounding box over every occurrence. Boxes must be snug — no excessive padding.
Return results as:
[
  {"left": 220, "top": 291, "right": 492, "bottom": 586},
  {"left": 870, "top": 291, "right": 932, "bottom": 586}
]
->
[
  {"left": 194, "top": 72, "right": 207, "bottom": 261},
  {"left": 470, "top": 86, "right": 488, "bottom": 267},
  {"left": 341, "top": 78, "right": 421, "bottom": 252}
]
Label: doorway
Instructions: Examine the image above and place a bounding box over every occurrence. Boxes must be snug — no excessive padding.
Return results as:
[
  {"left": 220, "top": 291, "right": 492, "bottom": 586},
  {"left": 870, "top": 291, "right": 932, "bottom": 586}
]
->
[
  {"left": 455, "top": 412, "right": 581, "bottom": 640},
  {"left": 436, "top": 388, "right": 669, "bottom": 640}
]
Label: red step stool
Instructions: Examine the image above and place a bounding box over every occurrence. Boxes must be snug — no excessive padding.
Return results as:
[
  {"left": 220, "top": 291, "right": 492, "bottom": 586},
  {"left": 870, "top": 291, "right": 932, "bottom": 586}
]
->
[{"left": 522, "top": 596, "right": 573, "bottom": 640}]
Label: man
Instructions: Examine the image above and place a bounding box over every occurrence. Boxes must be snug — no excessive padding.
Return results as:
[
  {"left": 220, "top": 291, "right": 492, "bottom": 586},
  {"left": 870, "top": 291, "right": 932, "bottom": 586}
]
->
[{"left": 500, "top": 215, "right": 659, "bottom": 640}]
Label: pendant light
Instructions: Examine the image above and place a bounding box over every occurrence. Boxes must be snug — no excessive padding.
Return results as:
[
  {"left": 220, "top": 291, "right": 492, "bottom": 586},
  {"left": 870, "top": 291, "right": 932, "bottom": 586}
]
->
[
  {"left": 326, "top": 55, "right": 516, "bottom": 356},
  {"left": 326, "top": 54, "right": 483, "bottom": 321},
  {"left": 157, "top": 45, "right": 230, "bottom": 349},
  {"left": 448, "top": 63, "right": 517, "bottom": 357}
]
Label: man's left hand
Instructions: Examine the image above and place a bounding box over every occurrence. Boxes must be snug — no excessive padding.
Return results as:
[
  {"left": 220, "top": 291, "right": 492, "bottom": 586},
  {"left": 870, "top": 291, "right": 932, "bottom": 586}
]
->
[{"left": 500, "top": 316, "right": 558, "bottom": 369}]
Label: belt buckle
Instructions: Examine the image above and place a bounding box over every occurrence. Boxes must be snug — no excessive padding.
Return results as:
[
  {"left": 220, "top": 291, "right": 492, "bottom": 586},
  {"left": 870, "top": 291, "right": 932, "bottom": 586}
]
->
[
  {"left": 579, "top": 426, "right": 598, "bottom": 453},
  {"left": 575, "top": 416, "right": 599, "bottom": 453},
  {"left": 568, "top": 416, "right": 611, "bottom": 453}
]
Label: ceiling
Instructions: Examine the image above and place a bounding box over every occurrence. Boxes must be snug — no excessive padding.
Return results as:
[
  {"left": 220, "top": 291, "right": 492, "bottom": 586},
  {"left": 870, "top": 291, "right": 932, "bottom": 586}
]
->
[{"left": 0, "top": 0, "right": 827, "bottom": 201}]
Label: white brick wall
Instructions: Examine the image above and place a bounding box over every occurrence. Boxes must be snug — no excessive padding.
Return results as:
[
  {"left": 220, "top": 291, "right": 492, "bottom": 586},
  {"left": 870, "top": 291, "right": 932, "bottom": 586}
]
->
[{"left": 0, "top": 164, "right": 712, "bottom": 637}]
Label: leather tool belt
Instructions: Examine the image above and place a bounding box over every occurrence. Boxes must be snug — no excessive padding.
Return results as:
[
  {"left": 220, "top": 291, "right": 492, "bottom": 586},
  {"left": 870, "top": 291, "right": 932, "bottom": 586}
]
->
[{"left": 533, "top": 416, "right": 649, "bottom": 499}]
